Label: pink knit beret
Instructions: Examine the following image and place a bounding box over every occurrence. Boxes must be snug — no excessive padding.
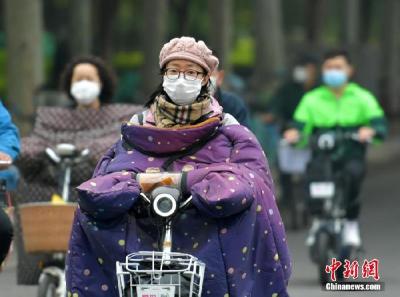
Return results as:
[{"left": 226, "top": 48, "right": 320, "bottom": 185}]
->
[{"left": 159, "top": 36, "right": 219, "bottom": 74}]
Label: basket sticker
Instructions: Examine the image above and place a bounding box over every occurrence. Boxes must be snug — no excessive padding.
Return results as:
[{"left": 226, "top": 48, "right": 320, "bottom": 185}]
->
[{"left": 136, "top": 285, "right": 176, "bottom": 297}]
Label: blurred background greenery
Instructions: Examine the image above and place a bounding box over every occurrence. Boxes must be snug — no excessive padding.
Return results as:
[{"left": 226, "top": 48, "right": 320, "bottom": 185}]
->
[{"left": 0, "top": 0, "right": 399, "bottom": 135}]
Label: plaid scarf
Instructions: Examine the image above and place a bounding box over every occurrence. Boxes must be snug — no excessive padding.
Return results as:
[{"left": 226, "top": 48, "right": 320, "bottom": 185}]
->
[{"left": 153, "top": 94, "right": 212, "bottom": 128}]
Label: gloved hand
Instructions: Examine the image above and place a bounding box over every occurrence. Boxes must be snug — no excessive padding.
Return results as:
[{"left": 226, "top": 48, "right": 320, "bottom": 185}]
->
[{"left": 136, "top": 172, "right": 183, "bottom": 194}]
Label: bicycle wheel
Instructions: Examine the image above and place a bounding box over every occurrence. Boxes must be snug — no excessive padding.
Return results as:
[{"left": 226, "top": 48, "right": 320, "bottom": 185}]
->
[
  {"left": 316, "top": 231, "right": 334, "bottom": 285},
  {"left": 37, "top": 273, "right": 58, "bottom": 297}
]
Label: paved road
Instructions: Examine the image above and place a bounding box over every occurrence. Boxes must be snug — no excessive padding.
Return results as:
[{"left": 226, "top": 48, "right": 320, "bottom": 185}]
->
[{"left": 1, "top": 161, "right": 399, "bottom": 297}]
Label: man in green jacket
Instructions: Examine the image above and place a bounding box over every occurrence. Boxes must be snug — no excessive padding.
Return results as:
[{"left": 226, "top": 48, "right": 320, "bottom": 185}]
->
[{"left": 284, "top": 49, "right": 387, "bottom": 247}]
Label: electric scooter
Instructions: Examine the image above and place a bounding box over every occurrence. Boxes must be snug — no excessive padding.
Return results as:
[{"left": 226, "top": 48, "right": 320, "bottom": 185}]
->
[
  {"left": 116, "top": 172, "right": 205, "bottom": 297},
  {"left": 30, "top": 144, "right": 89, "bottom": 297},
  {"left": 306, "top": 131, "right": 367, "bottom": 284}
]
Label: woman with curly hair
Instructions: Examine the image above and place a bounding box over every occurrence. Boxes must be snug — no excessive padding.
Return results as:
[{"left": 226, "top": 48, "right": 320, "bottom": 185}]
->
[{"left": 60, "top": 55, "right": 117, "bottom": 108}]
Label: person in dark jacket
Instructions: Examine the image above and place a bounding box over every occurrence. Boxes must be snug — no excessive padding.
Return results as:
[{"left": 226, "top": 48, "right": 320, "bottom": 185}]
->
[
  {"left": 268, "top": 55, "right": 319, "bottom": 130},
  {"left": 210, "top": 66, "right": 251, "bottom": 127},
  {"left": 267, "top": 55, "right": 319, "bottom": 223}
]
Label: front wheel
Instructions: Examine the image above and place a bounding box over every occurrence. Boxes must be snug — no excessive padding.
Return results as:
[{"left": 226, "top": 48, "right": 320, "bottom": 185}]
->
[
  {"left": 37, "top": 273, "right": 59, "bottom": 297},
  {"left": 316, "top": 231, "right": 335, "bottom": 285}
]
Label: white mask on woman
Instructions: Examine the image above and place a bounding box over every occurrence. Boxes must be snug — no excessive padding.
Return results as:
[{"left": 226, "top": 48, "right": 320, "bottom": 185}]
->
[
  {"left": 70, "top": 80, "right": 101, "bottom": 105},
  {"left": 292, "top": 66, "right": 308, "bottom": 83},
  {"left": 162, "top": 76, "right": 202, "bottom": 105}
]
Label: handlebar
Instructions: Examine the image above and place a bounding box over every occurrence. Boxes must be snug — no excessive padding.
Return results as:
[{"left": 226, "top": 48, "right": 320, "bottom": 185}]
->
[
  {"left": 46, "top": 143, "right": 90, "bottom": 164},
  {"left": 137, "top": 173, "right": 192, "bottom": 257},
  {"left": 282, "top": 131, "right": 372, "bottom": 149},
  {"left": 138, "top": 172, "right": 191, "bottom": 219},
  {"left": 303, "top": 131, "right": 373, "bottom": 151},
  {"left": 347, "top": 133, "right": 373, "bottom": 144},
  {"left": 0, "top": 159, "right": 12, "bottom": 166},
  {"left": 139, "top": 188, "right": 192, "bottom": 219},
  {"left": 0, "top": 159, "right": 12, "bottom": 171}
]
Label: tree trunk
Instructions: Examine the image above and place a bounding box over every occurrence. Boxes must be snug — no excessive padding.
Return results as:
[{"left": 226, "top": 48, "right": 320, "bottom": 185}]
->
[
  {"left": 5, "top": 0, "right": 44, "bottom": 135},
  {"left": 208, "top": 0, "right": 233, "bottom": 73},
  {"left": 381, "top": 0, "right": 400, "bottom": 115},
  {"left": 305, "top": 0, "right": 326, "bottom": 49},
  {"left": 339, "top": 0, "right": 361, "bottom": 69},
  {"left": 359, "top": 0, "right": 373, "bottom": 44},
  {"left": 93, "top": 0, "right": 120, "bottom": 61},
  {"left": 141, "top": 0, "right": 167, "bottom": 101},
  {"left": 69, "top": 0, "right": 92, "bottom": 56},
  {"left": 341, "top": 0, "right": 360, "bottom": 46},
  {"left": 253, "top": 0, "right": 285, "bottom": 90},
  {"left": 171, "top": 0, "right": 191, "bottom": 35}
]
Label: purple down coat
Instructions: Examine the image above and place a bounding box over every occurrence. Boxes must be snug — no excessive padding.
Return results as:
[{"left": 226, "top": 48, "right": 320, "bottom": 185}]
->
[{"left": 66, "top": 114, "right": 292, "bottom": 297}]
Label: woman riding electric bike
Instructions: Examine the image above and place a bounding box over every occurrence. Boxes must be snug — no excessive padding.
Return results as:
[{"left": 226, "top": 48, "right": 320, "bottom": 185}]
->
[
  {"left": 15, "top": 56, "right": 141, "bottom": 285},
  {"left": 66, "top": 37, "right": 291, "bottom": 297}
]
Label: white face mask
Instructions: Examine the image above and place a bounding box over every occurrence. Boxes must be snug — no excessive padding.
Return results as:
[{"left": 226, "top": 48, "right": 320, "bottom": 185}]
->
[
  {"left": 292, "top": 66, "right": 308, "bottom": 83},
  {"left": 70, "top": 80, "right": 101, "bottom": 105},
  {"left": 162, "top": 76, "right": 202, "bottom": 105}
]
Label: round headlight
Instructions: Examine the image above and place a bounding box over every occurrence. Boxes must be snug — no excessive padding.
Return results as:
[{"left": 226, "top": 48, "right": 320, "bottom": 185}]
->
[{"left": 152, "top": 193, "right": 177, "bottom": 218}]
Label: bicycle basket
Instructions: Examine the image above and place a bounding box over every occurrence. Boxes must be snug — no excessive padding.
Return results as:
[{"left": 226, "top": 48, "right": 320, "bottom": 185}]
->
[
  {"left": 116, "top": 251, "right": 205, "bottom": 297},
  {"left": 19, "top": 202, "right": 76, "bottom": 253}
]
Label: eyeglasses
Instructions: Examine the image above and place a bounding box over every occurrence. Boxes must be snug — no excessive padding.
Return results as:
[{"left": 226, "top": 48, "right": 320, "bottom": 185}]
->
[{"left": 164, "top": 68, "right": 205, "bottom": 81}]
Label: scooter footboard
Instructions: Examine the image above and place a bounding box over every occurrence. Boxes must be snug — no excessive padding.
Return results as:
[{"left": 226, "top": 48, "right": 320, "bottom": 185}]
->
[{"left": 116, "top": 251, "right": 205, "bottom": 297}]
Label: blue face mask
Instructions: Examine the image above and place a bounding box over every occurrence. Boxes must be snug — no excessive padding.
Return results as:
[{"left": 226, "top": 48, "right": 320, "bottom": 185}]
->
[{"left": 322, "top": 69, "right": 348, "bottom": 88}]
